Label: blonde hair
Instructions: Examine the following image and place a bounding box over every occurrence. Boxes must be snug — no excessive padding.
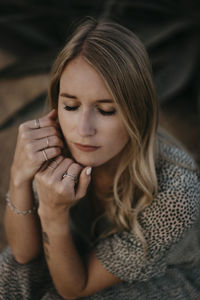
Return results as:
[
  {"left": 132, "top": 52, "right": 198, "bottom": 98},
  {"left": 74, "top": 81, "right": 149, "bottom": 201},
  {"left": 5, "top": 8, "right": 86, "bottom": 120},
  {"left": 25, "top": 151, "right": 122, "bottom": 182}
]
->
[{"left": 49, "top": 17, "right": 158, "bottom": 248}]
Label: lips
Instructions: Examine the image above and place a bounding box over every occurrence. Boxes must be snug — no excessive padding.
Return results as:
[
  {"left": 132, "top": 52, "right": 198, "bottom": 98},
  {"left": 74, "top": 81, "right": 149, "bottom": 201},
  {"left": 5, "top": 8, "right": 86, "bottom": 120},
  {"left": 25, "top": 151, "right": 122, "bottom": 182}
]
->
[{"left": 73, "top": 143, "right": 100, "bottom": 152}]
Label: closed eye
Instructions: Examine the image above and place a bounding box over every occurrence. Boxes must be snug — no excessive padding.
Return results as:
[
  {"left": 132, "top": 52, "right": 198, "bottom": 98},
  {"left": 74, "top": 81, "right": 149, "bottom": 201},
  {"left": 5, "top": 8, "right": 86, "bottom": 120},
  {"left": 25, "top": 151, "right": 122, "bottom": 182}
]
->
[
  {"left": 64, "top": 106, "right": 78, "bottom": 111},
  {"left": 98, "top": 109, "right": 116, "bottom": 116},
  {"left": 64, "top": 106, "right": 116, "bottom": 116}
]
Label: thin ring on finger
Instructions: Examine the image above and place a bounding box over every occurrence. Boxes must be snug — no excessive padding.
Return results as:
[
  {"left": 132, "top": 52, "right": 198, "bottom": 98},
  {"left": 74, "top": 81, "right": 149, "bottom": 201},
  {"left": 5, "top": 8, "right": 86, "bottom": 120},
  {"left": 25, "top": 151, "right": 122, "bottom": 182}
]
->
[
  {"left": 42, "top": 149, "right": 48, "bottom": 161},
  {"left": 47, "top": 156, "right": 63, "bottom": 170},
  {"left": 46, "top": 136, "right": 49, "bottom": 148},
  {"left": 35, "top": 119, "right": 40, "bottom": 129},
  {"left": 62, "top": 172, "right": 77, "bottom": 182},
  {"left": 48, "top": 165, "right": 55, "bottom": 170},
  {"left": 47, "top": 160, "right": 57, "bottom": 170}
]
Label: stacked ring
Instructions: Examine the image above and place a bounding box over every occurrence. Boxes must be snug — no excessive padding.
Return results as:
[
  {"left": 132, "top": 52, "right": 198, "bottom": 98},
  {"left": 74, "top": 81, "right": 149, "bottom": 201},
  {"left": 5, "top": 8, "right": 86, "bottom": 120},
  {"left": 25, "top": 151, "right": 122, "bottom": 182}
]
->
[
  {"left": 47, "top": 158, "right": 59, "bottom": 169},
  {"left": 42, "top": 149, "right": 48, "bottom": 161},
  {"left": 48, "top": 165, "right": 55, "bottom": 169},
  {"left": 46, "top": 136, "right": 49, "bottom": 148},
  {"left": 62, "top": 173, "right": 77, "bottom": 182},
  {"left": 35, "top": 119, "right": 40, "bottom": 129}
]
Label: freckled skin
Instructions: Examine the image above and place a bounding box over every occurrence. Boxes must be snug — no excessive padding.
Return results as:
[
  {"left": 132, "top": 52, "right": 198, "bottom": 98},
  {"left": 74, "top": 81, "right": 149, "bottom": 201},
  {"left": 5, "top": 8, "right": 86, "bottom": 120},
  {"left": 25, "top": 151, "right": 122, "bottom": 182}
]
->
[{"left": 58, "top": 56, "right": 129, "bottom": 170}]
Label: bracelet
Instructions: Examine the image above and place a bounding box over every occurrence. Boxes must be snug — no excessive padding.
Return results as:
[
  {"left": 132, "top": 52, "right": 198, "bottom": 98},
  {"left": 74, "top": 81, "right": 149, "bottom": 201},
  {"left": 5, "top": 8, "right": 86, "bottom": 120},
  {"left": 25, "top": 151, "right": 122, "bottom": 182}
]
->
[{"left": 6, "top": 192, "right": 37, "bottom": 215}]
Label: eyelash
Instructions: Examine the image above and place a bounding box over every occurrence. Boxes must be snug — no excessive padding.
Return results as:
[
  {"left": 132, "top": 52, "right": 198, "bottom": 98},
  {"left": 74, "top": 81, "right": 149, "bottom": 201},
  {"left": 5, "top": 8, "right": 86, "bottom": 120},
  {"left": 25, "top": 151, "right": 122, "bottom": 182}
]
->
[{"left": 63, "top": 106, "right": 116, "bottom": 116}]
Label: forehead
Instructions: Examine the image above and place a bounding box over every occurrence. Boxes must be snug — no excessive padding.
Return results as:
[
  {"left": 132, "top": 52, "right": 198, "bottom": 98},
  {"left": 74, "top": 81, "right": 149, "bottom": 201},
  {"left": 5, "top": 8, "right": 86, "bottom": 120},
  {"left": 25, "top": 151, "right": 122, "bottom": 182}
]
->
[{"left": 59, "top": 56, "right": 112, "bottom": 99}]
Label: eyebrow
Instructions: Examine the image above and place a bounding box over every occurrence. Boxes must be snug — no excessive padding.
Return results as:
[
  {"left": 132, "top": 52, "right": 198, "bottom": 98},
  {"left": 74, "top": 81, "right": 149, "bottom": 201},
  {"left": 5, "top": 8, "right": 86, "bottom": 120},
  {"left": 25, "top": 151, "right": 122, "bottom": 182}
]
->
[{"left": 59, "top": 92, "right": 114, "bottom": 103}]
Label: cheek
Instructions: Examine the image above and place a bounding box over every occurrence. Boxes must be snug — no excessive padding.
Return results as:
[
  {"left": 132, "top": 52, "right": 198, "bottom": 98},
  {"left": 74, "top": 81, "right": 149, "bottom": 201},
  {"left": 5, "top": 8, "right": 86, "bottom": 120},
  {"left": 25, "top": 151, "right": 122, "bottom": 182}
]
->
[{"left": 106, "top": 123, "right": 129, "bottom": 149}]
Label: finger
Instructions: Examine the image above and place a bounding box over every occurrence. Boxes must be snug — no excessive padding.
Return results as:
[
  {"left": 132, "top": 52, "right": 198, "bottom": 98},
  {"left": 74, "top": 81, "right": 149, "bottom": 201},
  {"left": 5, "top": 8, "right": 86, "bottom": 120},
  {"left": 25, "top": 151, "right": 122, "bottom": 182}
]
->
[
  {"left": 76, "top": 167, "right": 92, "bottom": 199},
  {"left": 37, "top": 147, "right": 62, "bottom": 163},
  {"left": 46, "top": 156, "right": 65, "bottom": 171},
  {"left": 38, "top": 109, "right": 59, "bottom": 128},
  {"left": 22, "top": 110, "right": 58, "bottom": 130},
  {"left": 38, "top": 161, "right": 49, "bottom": 172},
  {"left": 27, "top": 126, "right": 62, "bottom": 140},
  {"left": 46, "top": 109, "right": 58, "bottom": 120},
  {"left": 20, "top": 119, "right": 59, "bottom": 131},
  {"left": 52, "top": 158, "right": 75, "bottom": 180},
  {"left": 32, "top": 135, "right": 64, "bottom": 152},
  {"left": 62, "top": 163, "right": 83, "bottom": 183},
  {"left": 38, "top": 155, "right": 64, "bottom": 173}
]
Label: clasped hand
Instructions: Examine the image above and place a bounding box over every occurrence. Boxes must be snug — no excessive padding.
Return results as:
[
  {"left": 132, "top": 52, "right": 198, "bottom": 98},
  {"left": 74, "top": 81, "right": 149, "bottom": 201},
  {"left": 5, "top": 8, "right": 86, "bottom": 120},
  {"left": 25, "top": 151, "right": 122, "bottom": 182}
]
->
[
  {"left": 11, "top": 108, "right": 91, "bottom": 219},
  {"left": 35, "top": 155, "right": 91, "bottom": 217}
]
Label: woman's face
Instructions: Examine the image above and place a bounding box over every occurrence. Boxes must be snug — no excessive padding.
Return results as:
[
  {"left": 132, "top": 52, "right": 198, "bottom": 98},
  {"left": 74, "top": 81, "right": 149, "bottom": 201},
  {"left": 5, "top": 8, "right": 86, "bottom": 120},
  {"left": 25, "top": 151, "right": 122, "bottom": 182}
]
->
[{"left": 58, "top": 56, "right": 129, "bottom": 168}]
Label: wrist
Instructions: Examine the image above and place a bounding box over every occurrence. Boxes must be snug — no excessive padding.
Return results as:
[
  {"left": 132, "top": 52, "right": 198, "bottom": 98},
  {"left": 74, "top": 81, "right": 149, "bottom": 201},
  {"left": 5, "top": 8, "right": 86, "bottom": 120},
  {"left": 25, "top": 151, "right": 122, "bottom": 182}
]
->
[
  {"left": 38, "top": 204, "right": 70, "bottom": 222},
  {"left": 39, "top": 206, "right": 70, "bottom": 234},
  {"left": 10, "top": 166, "right": 33, "bottom": 188},
  {"left": 6, "top": 192, "right": 37, "bottom": 216}
]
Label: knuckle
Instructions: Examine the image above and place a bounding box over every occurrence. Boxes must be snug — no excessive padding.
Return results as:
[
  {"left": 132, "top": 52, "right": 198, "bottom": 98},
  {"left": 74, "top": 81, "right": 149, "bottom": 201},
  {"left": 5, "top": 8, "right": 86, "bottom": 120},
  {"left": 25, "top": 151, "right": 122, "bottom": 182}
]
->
[
  {"left": 18, "top": 124, "right": 27, "bottom": 135},
  {"left": 18, "top": 123, "right": 25, "bottom": 132},
  {"left": 57, "top": 185, "right": 63, "bottom": 194},
  {"left": 47, "top": 177, "right": 54, "bottom": 187},
  {"left": 25, "top": 142, "right": 32, "bottom": 152},
  {"left": 19, "top": 121, "right": 30, "bottom": 132},
  {"left": 57, "top": 185, "right": 68, "bottom": 196},
  {"left": 20, "top": 131, "right": 29, "bottom": 140}
]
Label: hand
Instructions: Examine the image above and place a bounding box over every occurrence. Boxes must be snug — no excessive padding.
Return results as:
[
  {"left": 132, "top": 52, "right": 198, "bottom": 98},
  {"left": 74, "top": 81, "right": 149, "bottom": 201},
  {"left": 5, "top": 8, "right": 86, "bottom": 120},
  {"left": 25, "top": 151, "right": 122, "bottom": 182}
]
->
[
  {"left": 35, "top": 156, "right": 92, "bottom": 219},
  {"left": 11, "top": 109, "right": 64, "bottom": 185}
]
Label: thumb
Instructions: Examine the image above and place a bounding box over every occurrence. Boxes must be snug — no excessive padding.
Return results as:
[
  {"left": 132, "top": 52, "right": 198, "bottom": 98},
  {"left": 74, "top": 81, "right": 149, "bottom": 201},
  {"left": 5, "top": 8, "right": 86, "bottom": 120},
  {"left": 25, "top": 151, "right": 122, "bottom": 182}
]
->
[{"left": 76, "top": 167, "right": 92, "bottom": 199}]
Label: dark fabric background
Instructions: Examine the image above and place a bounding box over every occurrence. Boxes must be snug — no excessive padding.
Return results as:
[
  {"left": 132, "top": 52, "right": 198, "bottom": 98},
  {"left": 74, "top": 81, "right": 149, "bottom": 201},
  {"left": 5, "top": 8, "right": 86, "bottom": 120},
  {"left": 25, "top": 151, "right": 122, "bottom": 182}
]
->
[
  {"left": 0, "top": 0, "right": 199, "bottom": 250},
  {"left": 1, "top": 0, "right": 199, "bottom": 104}
]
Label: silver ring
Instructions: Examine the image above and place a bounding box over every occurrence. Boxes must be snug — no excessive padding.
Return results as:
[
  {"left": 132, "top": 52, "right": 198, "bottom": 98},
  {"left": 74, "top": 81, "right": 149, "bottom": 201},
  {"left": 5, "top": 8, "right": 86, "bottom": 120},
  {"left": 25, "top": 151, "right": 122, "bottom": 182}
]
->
[
  {"left": 46, "top": 136, "right": 49, "bottom": 148},
  {"left": 62, "top": 173, "right": 77, "bottom": 181},
  {"left": 47, "top": 159, "right": 58, "bottom": 169},
  {"left": 35, "top": 119, "right": 40, "bottom": 129},
  {"left": 48, "top": 165, "right": 55, "bottom": 169},
  {"left": 42, "top": 149, "right": 48, "bottom": 161}
]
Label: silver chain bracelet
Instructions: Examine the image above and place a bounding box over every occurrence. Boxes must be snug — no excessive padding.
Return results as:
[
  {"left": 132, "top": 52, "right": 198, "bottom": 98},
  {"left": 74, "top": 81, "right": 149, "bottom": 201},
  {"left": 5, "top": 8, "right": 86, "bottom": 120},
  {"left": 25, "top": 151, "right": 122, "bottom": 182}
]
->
[{"left": 6, "top": 192, "right": 37, "bottom": 215}]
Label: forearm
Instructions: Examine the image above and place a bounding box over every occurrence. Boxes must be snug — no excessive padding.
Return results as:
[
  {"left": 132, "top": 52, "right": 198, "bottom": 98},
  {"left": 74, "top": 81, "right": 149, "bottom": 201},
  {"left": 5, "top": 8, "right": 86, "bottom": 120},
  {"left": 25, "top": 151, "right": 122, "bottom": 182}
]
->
[
  {"left": 39, "top": 207, "right": 86, "bottom": 299},
  {"left": 4, "top": 173, "right": 42, "bottom": 263}
]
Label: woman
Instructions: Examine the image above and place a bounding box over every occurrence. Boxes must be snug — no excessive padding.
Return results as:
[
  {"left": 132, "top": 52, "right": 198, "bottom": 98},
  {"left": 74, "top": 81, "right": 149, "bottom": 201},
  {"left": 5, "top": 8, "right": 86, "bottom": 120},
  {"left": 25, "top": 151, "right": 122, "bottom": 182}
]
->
[{"left": 1, "top": 18, "right": 200, "bottom": 300}]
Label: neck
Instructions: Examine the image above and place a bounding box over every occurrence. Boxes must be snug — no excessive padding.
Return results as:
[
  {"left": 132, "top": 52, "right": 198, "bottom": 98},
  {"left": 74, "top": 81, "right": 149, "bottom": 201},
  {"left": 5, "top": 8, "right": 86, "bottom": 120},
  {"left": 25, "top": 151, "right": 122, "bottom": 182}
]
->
[{"left": 92, "top": 152, "right": 121, "bottom": 194}]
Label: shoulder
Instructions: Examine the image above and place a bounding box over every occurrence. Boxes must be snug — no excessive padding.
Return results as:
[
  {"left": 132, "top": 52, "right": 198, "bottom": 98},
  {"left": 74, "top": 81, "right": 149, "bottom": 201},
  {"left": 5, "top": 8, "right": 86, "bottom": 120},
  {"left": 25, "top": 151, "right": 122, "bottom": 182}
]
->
[
  {"left": 155, "top": 130, "right": 200, "bottom": 199},
  {"left": 140, "top": 132, "right": 200, "bottom": 247},
  {"left": 156, "top": 129, "right": 198, "bottom": 171}
]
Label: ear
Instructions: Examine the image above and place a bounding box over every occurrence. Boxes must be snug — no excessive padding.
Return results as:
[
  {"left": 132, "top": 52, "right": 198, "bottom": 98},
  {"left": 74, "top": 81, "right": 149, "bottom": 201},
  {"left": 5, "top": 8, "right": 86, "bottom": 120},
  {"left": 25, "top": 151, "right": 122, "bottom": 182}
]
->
[{"left": 47, "top": 109, "right": 58, "bottom": 120}]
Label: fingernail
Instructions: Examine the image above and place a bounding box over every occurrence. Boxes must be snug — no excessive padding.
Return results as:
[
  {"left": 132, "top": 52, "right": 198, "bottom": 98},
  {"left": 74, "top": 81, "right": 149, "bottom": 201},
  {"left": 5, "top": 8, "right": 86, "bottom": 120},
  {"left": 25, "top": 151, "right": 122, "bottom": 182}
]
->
[{"left": 86, "top": 167, "right": 92, "bottom": 176}]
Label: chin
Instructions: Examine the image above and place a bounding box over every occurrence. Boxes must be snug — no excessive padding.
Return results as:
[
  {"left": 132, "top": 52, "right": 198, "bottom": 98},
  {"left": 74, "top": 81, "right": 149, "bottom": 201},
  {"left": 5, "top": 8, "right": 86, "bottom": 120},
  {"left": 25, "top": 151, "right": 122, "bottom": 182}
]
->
[
  {"left": 75, "top": 158, "right": 102, "bottom": 167},
  {"left": 71, "top": 154, "right": 104, "bottom": 168}
]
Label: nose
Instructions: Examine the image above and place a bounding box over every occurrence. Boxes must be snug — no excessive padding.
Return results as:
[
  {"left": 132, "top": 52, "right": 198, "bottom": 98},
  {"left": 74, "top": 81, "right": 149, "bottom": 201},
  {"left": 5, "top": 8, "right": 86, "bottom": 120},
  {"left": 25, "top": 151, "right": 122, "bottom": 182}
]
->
[{"left": 77, "top": 109, "right": 96, "bottom": 137}]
